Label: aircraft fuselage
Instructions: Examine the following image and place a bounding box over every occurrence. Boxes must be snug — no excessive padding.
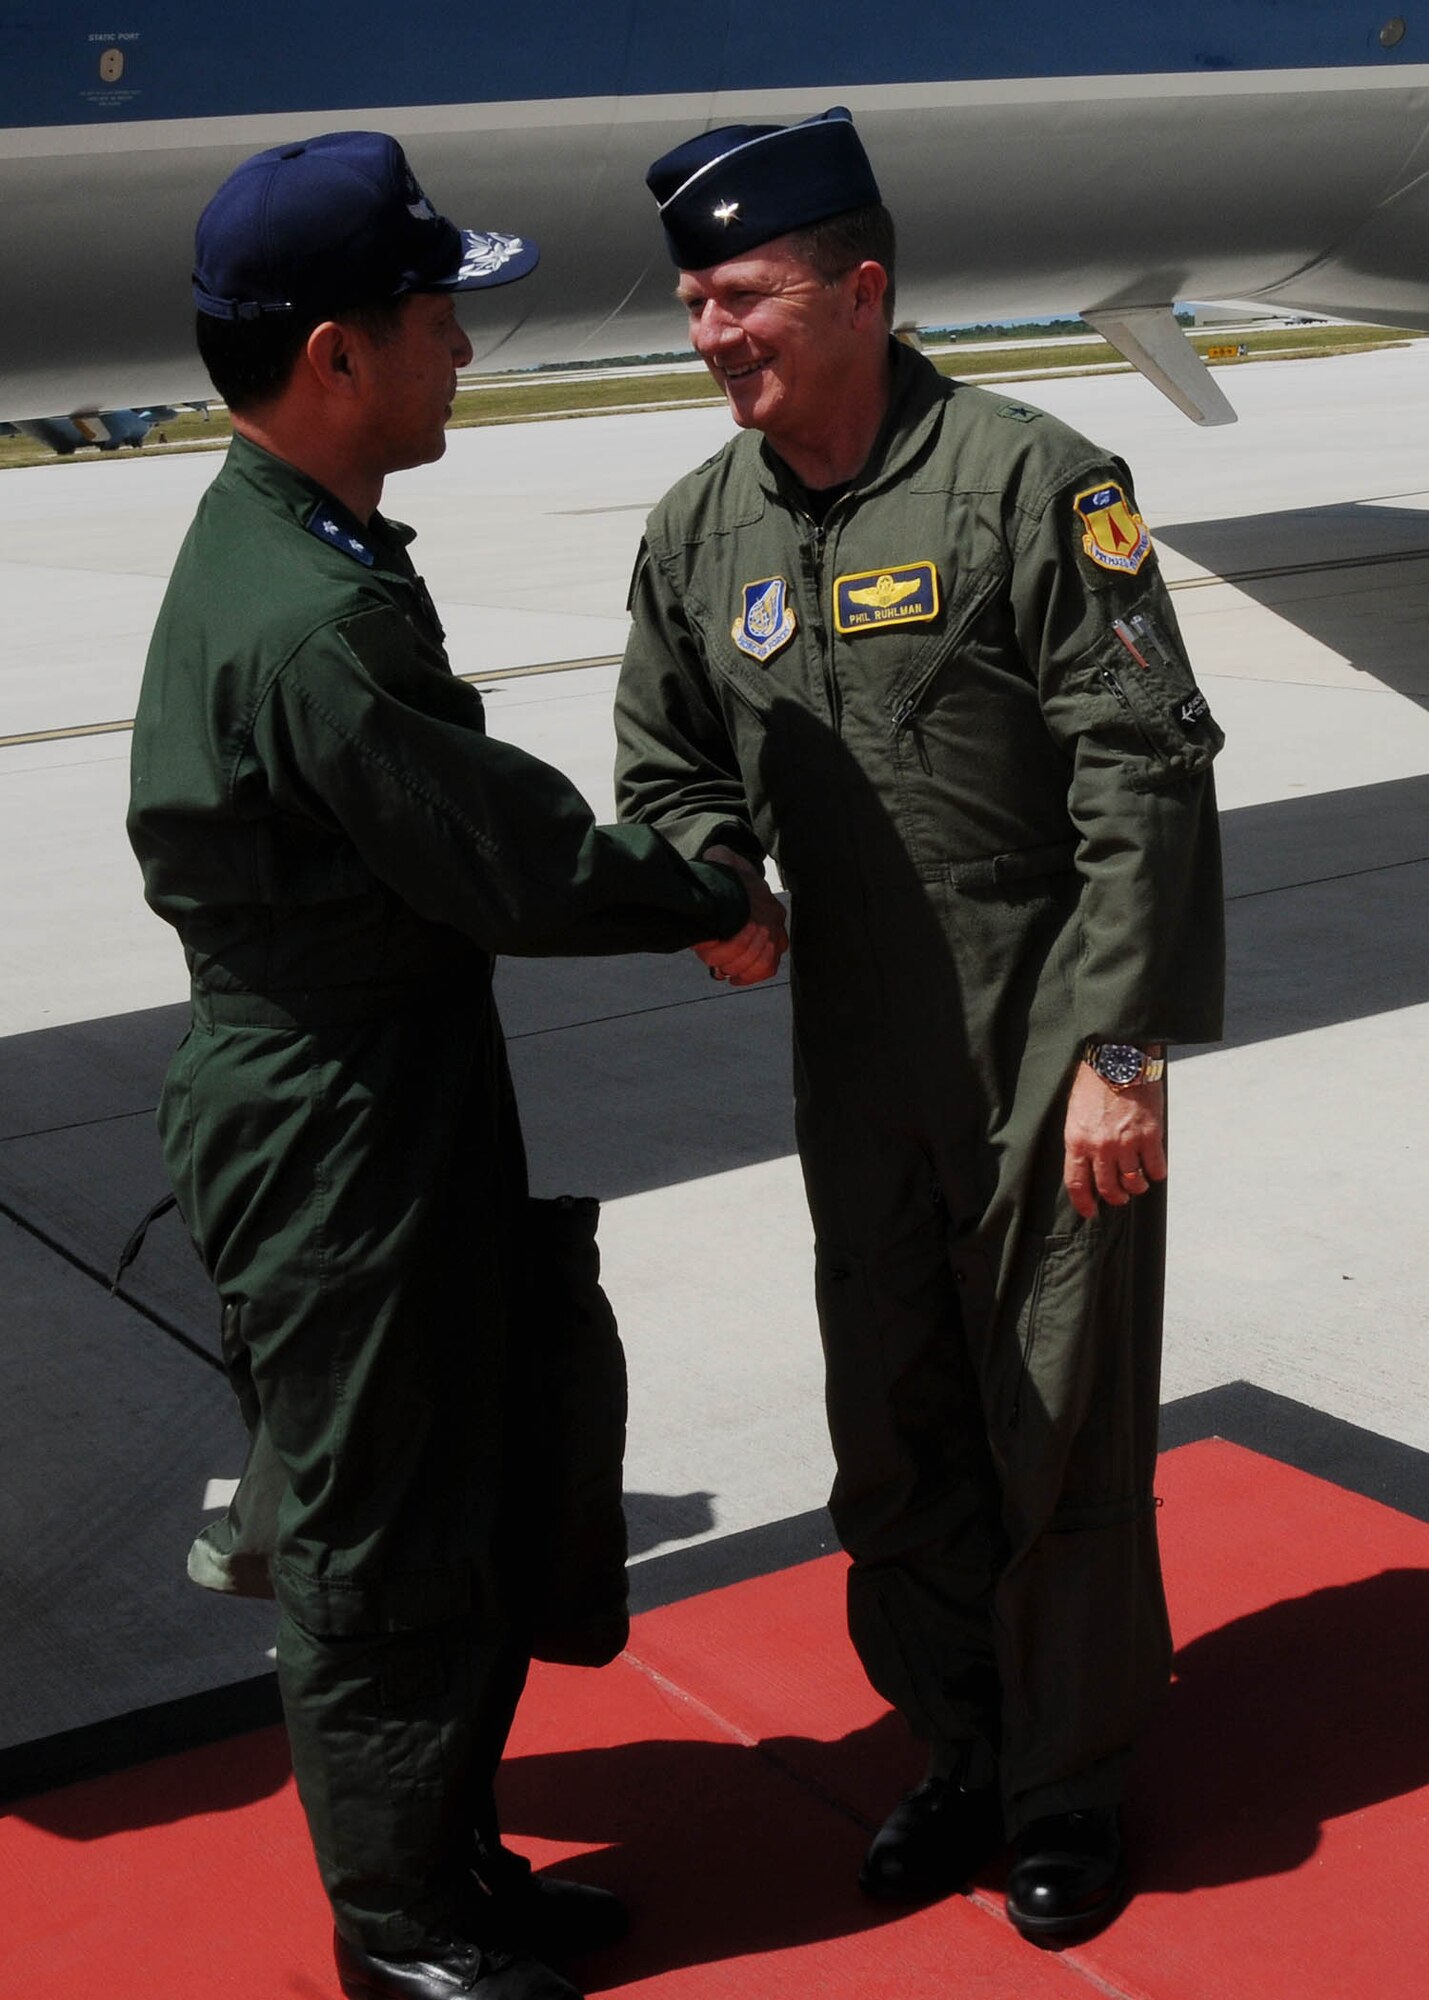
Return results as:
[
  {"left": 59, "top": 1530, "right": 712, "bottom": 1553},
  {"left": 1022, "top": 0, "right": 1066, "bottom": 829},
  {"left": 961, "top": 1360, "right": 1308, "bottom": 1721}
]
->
[{"left": 5, "top": 5, "right": 1429, "bottom": 419}]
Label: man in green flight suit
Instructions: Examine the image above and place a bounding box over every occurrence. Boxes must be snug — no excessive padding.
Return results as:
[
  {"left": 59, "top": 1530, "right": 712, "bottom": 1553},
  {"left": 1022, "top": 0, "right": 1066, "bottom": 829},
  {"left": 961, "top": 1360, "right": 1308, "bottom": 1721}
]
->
[
  {"left": 127, "top": 132, "right": 786, "bottom": 2000},
  {"left": 615, "top": 108, "right": 1225, "bottom": 1943}
]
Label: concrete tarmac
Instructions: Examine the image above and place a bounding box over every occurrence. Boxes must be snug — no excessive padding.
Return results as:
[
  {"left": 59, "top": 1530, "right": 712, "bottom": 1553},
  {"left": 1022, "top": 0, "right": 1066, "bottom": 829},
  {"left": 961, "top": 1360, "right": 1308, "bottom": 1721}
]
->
[{"left": 2, "top": 344, "right": 1427, "bottom": 1763}]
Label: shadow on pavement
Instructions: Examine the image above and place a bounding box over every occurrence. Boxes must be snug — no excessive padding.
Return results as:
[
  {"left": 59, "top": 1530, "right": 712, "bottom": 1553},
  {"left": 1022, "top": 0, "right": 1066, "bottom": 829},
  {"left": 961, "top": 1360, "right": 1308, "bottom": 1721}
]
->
[
  {"left": 1133, "top": 1564, "right": 1429, "bottom": 1891},
  {"left": 1158, "top": 499, "right": 1429, "bottom": 712}
]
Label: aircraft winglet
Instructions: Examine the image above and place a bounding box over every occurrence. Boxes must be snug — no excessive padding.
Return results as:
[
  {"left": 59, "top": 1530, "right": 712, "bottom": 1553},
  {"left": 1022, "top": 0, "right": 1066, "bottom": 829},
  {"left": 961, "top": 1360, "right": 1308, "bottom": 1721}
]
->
[{"left": 1082, "top": 305, "right": 1238, "bottom": 427}]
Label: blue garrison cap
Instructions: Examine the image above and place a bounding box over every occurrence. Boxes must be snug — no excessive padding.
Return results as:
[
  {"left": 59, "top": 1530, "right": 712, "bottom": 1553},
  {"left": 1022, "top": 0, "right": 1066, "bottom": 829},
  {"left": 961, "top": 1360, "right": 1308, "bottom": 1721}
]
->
[
  {"left": 647, "top": 107, "right": 881, "bottom": 271},
  {"left": 193, "top": 131, "right": 539, "bottom": 321}
]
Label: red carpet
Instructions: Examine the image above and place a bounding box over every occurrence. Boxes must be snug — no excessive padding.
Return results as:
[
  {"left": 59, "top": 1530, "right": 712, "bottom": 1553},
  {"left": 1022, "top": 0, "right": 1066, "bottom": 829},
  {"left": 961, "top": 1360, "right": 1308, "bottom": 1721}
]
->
[{"left": 3, "top": 1440, "right": 1427, "bottom": 1998}]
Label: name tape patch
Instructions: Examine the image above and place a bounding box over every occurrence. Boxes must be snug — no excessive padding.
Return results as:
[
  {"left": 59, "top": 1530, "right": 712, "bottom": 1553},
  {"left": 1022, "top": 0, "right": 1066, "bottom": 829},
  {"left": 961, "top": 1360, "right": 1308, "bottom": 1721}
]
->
[
  {"left": 1074, "top": 482, "right": 1152, "bottom": 577},
  {"left": 835, "top": 561, "right": 940, "bottom": 634},
  {"left": 732, "top": 576, "right": 797, "bottom": 661}
]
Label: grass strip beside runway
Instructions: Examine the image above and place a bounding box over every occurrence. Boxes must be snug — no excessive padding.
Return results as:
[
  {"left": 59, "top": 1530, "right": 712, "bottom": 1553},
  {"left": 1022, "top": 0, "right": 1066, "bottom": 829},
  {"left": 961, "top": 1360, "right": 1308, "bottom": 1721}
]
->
[{"left": 1, "top": 325, "right": 1420, "bottom": 470}]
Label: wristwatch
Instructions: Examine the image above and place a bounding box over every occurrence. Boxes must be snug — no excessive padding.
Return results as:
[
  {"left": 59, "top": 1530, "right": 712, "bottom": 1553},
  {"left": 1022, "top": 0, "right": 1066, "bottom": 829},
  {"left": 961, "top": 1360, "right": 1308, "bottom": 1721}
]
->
[{"left": 1083, "top": 1040, "right": 1166, "bottom": 1089}]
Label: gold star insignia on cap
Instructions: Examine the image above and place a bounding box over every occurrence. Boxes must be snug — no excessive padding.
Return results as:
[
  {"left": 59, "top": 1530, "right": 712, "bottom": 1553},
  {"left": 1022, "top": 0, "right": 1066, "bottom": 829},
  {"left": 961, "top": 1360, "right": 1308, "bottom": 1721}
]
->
[{"left": 713, "top": 199, "right": 740, "bottom": 224}]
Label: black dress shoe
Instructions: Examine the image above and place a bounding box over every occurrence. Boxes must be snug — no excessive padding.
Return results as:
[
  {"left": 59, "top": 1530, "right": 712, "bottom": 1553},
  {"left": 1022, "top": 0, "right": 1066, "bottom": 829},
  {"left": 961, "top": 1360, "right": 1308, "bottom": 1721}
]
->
[
  {"left": 493, "top": 1875, "right": 629, "bottom": 1960},
  {"left": 1005, "top": 1806, "right": 1126, "bottom": 1942},
  {"left": 334, "top": 1930, "right": 582, "bottom": 2000},
  {"left": 859, "top": 1776, "right": 1004, "bottom": 1902}
]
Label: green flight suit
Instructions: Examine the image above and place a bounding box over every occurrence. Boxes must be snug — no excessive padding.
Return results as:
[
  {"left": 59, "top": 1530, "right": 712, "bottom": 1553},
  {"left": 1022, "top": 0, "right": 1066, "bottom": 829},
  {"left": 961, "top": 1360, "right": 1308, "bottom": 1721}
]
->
[
  {"left": 128, "top": 435, "right": 746, "bottom": 1952},
  {"left": 614, "top": 342, "right": 1225, "bottom": 1831}
]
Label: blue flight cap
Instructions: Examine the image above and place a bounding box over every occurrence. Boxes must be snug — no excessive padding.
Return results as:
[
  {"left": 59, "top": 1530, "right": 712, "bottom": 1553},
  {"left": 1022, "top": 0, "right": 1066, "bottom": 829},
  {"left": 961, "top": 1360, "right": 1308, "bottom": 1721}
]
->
[
  {"left": 193, "top": 130, "right": 539, "bottom": 321},
  {"left": 647, "top": 107, "right": 881, "bottom": 271}
]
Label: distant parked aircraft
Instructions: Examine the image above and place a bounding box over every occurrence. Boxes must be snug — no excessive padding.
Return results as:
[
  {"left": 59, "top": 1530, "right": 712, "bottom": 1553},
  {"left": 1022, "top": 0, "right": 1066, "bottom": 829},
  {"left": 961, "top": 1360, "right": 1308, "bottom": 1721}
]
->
[{"left": 0, "top": 406, "right": 205, "bottom": 457}]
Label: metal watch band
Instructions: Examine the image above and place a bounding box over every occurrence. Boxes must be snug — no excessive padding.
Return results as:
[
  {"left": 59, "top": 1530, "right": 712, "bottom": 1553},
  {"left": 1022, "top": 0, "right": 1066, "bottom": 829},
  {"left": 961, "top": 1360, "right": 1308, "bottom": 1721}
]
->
[{"left": 1083, "top": 1040, "right": 1166, "bottom": 1088}]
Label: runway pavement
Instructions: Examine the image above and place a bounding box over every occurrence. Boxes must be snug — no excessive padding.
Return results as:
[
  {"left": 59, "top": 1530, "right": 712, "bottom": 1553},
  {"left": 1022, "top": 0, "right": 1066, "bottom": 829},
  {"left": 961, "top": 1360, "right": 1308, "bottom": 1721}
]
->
[{"left": 1, "top": 343, "right": 1427, "bottom": 1777}]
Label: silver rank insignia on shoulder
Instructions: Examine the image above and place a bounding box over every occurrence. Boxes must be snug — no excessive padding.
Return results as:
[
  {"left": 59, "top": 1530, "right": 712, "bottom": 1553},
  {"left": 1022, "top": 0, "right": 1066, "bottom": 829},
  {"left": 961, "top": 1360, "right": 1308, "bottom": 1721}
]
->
[
  {"left": 307, "top": 501, "right": 375, "bottom": 567},
  {"left": 834, "top": 561, "right": 940, "bottom": 634},
  {"left": 732, "top": 576, "right": 797, "bottom": 661}
]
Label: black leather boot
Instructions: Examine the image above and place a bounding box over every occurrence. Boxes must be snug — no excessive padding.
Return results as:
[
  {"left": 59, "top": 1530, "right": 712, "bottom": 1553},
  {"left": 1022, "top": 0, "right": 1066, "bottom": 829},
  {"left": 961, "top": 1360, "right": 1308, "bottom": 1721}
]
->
[
  {"left": 1005, "top": 1806, "right": 1126, "bottom": 1941},
  {"left": 334, "top": 1930, "right": 582, "bottom": 2000},
  {"left": 859, "top": 1760, "right": 1004, "bottom": 1903}
]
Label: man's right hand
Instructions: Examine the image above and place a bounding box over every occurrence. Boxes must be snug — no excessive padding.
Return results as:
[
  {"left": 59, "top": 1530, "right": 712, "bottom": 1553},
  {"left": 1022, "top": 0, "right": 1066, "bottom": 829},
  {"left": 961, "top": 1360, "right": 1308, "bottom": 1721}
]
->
[{"left": 696, "top": 844, "right": 789, "bottom": 986}]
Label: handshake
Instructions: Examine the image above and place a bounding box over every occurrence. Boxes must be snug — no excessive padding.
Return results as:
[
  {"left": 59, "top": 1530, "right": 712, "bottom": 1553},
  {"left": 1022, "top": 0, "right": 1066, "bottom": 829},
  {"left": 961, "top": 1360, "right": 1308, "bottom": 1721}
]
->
[{"left": 696, "top": 843, "right": 789, "bottom": 987}]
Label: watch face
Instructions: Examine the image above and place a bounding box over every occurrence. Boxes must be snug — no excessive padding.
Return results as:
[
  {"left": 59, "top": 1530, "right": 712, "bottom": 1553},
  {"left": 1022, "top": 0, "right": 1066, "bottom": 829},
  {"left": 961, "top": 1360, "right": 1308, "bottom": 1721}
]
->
[{"left": 1096, "top": 1043, "right": 1145, "bottom": 1086}]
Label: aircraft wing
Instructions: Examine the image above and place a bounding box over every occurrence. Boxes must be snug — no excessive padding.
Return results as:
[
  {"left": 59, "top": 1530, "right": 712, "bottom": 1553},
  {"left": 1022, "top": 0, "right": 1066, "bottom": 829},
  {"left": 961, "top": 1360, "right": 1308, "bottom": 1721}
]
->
[{"left": 5, "top": 4, "right": 1429, "bottom": 422}]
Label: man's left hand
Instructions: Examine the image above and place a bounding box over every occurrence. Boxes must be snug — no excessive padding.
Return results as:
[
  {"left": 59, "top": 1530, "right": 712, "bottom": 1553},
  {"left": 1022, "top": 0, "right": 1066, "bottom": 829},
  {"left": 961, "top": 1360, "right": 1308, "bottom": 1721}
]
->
[{"left": 1063, "top": 1064, "right": 1167, "bottom": 1219}]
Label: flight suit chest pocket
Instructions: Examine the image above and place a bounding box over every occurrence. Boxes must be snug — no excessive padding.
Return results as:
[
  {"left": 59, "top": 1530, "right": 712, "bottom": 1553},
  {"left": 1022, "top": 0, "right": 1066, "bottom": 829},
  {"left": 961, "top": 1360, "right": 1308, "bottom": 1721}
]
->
[{"left": 878, "top": 557, "right": 1014, "bottom": 766}]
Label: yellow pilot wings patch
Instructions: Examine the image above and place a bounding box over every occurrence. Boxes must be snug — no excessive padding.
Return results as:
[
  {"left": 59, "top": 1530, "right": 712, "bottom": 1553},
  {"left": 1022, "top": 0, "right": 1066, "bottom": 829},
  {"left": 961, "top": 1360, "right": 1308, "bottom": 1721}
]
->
[
  {"left": 834, "top": 561, "right": 940, "bottom": 634},
  {"left": 1073, "top": 481, "right": 1153, "bottom": 576}
]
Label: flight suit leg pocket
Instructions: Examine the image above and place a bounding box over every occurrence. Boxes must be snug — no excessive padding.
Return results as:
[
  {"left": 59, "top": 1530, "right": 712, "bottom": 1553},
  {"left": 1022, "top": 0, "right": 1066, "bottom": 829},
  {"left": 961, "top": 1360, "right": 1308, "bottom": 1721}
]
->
[
  {"left": 818, "top": 1236, "right": 1004, "bottom": 1749},
  {"left": 273, "top": 1567, "right": 469, "bottom": 1811},
  {"left": 815, "top": 1227, "right": 969, "bottom": 1554},
  {"left": 992, "top": 1210, "right": 1172, "bottom": 1791},
  {"left": 999, "top": 1207, "right": 1142, "bottom": 1524},
  {"left": 273, "top": 1583, "right": 472, "bottom": 1946}
]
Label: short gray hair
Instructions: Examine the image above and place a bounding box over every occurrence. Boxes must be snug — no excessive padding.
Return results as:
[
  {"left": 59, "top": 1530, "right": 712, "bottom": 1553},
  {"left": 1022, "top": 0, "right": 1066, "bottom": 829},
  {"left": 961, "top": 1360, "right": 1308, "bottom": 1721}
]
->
[{"left": 786, "top": 203, "right": 897, "bottom": 325}]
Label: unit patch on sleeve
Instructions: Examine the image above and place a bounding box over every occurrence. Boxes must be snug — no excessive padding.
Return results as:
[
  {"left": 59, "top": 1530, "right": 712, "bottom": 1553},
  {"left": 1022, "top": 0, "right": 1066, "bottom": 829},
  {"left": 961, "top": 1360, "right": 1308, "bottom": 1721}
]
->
[
  {"left": 834, "top": 561, "right": 940, "bottom": 634},
  {"left": 1073, "top": 482, "right": 1152, "bottom": 577},
  {"left": 732, "top": 576, "right": 798, "bottom": 661}
]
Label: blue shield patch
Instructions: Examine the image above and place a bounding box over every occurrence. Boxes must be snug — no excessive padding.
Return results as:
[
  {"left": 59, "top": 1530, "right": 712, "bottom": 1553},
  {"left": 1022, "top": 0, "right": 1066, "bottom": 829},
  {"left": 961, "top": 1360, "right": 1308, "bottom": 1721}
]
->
[{"left": 732, "top": 576, "right": 797, "bottom": 661}]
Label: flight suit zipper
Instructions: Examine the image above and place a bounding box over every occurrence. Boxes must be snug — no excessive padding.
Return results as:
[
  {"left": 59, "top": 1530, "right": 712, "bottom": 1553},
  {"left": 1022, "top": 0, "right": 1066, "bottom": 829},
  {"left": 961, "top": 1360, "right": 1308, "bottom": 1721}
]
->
[
  {"left": 802, "top": 511, "right": 843, "bottom": 733},
  {"left": 887, "top": 558, "right": 1008, "bottom": 753},
  {"left": 1100, "top": 665, "right": 1162, "bottom": 759},
  {"left": 891, "top": 692, "right": 933, "bottom": 772},
  {"left": 890, "top": 637, "right": 956, "bottom": 761}
]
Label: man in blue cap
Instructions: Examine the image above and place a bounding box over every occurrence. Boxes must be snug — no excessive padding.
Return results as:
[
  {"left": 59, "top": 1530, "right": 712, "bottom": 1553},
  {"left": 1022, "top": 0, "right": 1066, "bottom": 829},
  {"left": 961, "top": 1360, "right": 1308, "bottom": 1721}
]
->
[
  {"left": 129, "top": 132, "right": 785, "bottom": 2000},
  {"left": 616, "top": 108, "right": 1224, "bottom": 1944}
]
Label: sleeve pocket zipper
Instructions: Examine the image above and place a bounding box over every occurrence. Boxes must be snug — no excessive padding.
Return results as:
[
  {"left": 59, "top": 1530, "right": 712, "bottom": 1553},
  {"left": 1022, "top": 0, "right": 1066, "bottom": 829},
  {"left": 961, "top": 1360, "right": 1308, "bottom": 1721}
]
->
[{"left": 1100, "top": 665, "right": 1164, "bottom": 760}]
